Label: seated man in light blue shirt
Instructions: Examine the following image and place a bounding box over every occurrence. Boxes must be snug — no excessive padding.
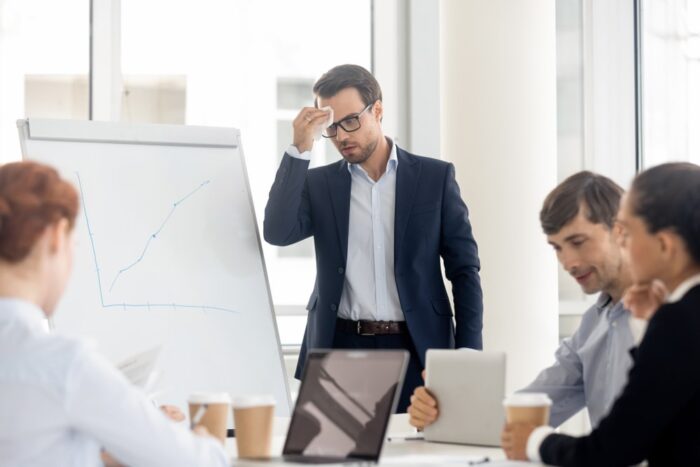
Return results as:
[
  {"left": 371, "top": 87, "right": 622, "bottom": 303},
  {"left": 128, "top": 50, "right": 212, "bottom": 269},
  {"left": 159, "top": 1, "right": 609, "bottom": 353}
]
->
[{"left": 408, "top": 171, "right": 646, "bottom": 430}]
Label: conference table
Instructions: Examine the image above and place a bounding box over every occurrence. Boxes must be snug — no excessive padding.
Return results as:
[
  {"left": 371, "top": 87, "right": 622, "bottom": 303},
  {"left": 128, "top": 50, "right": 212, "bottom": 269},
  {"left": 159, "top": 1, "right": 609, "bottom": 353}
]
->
[{"left": 225, "top": 415, "right": 543, "bottom": 466}]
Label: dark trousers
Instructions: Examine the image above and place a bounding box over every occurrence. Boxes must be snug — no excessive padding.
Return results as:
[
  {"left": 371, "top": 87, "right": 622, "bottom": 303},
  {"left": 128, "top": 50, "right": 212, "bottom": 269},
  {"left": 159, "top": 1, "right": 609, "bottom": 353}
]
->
[{"left": 332, "top": 326, "right": 423, "bottom": 413}]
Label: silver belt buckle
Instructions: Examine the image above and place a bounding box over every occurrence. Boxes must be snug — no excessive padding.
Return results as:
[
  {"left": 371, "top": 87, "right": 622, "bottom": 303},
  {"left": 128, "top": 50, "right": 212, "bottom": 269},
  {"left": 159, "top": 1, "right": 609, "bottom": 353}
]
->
[{"left": 357, "top": 321, "right": 374, "bottom": 336}]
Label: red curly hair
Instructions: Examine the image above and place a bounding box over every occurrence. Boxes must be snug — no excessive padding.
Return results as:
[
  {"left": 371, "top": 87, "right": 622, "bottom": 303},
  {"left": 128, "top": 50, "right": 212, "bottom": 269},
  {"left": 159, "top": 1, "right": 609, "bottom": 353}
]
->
[{"left": 0, "top": 161, "right": 79, "bottom": 263}]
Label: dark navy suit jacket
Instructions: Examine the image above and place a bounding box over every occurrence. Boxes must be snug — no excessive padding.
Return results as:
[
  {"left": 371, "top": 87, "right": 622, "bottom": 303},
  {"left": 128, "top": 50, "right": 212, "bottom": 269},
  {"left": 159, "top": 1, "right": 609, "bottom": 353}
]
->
[{"left": 263, "top": 147, "right": 483, "bottom": 378}]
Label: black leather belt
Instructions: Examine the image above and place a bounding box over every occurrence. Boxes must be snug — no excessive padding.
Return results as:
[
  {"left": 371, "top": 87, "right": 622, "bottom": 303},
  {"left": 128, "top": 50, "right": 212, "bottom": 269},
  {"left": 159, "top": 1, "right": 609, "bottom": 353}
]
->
[{"left": 336, "top": 318, "right": 408, "bottom": 336}]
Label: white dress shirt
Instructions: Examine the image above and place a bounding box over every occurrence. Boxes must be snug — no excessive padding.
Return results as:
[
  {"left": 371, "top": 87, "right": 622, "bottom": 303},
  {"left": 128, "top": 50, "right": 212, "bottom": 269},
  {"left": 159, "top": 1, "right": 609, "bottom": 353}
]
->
[
  {"left": 0, "top": 298, "right": 228, "bottom": 467},
  {"left": 288, "top": 140, "right": 404, "bottom": 322}
]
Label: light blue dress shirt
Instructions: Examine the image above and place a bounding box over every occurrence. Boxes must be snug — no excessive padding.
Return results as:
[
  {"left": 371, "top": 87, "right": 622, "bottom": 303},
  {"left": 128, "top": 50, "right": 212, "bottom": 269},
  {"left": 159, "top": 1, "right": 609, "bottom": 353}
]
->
[
  {"left": 520, "top": 294, "right": 636, "bottom": 428},
  {"left": 287, "top": 140, "right": 404, "bottom": 322}
]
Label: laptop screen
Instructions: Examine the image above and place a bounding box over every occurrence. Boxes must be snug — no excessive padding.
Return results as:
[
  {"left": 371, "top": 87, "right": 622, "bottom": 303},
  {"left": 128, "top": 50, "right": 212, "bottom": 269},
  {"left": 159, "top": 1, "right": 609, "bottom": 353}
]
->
[{"left": 283, "top": 350, "right": 408, "bottom": 460}]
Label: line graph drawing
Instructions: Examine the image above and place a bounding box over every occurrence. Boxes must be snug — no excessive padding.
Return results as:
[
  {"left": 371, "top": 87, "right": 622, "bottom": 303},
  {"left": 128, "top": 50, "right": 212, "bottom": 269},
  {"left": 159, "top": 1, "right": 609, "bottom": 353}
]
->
[
  {"left": 75, "top": 172, "right": 237, "bottom": 314},
  {"left": 108, "top": 180, "right": 210, "bottom": 292}
]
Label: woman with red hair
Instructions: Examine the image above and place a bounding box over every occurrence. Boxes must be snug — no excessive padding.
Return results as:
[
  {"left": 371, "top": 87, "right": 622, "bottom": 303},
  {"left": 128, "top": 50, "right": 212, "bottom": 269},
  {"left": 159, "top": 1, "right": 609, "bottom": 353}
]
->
[{"left": 0, "top": 162, "right": 228, "bottom": 467}]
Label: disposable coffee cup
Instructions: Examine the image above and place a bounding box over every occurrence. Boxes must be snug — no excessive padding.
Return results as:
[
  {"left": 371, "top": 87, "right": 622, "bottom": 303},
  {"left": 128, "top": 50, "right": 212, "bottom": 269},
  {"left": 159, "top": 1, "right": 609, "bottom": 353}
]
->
[
  {"left": 188, "top": 392, "right": 231, "bottom": 444},
  {"left": 232, "top": 395, "right": 276, "bottom": 459},
  {"left": 503, "top": 393, "right": 552, "bottom": 426}
]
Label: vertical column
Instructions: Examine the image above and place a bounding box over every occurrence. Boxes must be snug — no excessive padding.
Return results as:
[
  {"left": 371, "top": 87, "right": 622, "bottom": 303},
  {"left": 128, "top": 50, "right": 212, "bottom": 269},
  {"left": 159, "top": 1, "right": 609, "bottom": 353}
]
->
[
  {"left": 90, "top": 0, "right": 122, "bottom": 121},
  {"left": 372, "top": 0, "right": 409, "bottom": 146},
  {"left": 440, "top": 0, "right": 559, "bottom": 392},
  {"left": 408, "top": 0, "right": 441, "bottom": 157},
  {"left": 0, "top": 3, "right": 23, "bottom": 162}
]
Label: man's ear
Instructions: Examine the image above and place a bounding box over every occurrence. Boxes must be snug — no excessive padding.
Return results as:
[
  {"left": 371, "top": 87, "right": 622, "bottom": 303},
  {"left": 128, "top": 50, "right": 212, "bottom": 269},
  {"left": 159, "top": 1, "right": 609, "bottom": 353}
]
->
[{"left": 373, "top": 100, "right": 383, "bottom": 122}]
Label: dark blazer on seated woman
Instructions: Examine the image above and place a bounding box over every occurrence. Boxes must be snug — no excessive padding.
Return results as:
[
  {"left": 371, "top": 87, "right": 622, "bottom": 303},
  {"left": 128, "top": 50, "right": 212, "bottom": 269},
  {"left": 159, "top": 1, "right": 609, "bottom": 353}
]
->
[{"left": 540, "top": 279, "right": 700, "bottom": 466}]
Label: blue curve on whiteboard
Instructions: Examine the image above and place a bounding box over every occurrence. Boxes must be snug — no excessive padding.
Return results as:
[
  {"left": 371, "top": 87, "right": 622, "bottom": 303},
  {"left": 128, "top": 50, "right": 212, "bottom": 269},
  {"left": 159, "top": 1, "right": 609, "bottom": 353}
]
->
[
  {"left": 108, "top": 180, "right": 210, "bottom": 292},
  {"left": 75, "top": 172, "right": 237, "bottom": 314}
]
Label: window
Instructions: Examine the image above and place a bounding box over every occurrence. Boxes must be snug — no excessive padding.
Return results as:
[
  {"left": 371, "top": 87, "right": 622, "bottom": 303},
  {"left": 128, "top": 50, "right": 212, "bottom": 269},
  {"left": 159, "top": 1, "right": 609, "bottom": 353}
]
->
[
  {"left": 556, "top": 0, "right": 587, "bottom": 305},
  {"left": 641, "top": 0, "right": 700, "bottom": 167},
  {"left": 119, "top": 0, "right": 372, "bottom": 345},
  {"left": 0, "top": 0, "right": 89, "bottom": 164},
  {"left": 555, "top": 0, "right": 638, "bottom": 311}
]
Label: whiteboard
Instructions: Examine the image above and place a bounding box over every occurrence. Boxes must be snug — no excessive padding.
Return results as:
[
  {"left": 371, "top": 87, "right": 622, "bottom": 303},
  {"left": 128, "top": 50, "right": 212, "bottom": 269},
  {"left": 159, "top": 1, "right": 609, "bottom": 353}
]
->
[{"left": 18, "top": 119, "right": 291, "bottom": 416}]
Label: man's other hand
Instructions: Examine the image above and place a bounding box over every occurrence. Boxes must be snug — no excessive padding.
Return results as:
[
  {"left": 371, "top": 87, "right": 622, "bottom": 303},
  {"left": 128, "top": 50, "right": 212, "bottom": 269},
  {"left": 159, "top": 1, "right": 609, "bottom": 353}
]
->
[
  {"left": 407, "top": 386, "right": 439, "bottom": 429},
  {"left": 501, "top": 422, "right": 536, "bottom": 461}
]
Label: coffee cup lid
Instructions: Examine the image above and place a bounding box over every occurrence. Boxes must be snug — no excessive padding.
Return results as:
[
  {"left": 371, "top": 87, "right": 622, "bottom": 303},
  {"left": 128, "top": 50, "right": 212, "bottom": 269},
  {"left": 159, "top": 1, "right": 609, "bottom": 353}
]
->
[
  {"left": 187, "top": 392, "right": 231, "bottom": 404},
  {"left": 232, "top": 395, "right": 276, "bottom": 408},
  {"left": 503, "top": 392, "right": 552, "bottom": 407}
]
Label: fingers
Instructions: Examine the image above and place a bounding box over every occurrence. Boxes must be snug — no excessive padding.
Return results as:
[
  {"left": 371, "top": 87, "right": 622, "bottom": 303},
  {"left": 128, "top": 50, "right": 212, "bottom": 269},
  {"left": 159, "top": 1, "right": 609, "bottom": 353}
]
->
[
  {"left": 501, "top": 424, "right": 514, "bottom": 459},
  {"left": 292, "top": 107, "right": 332, "bottom": 153},
  {"left": 421, "top": 369, "right": 426, "bottom": 381},
  {"left": 193, "top": 425, "right": 211, "bottom": 436},
  {"left": 160, "top": 404, "right": 185, "bottom": 422},
  {"left": 294, "top": 107, "right": 332, "bottom": 126},
  {"left": 408, "top": 405, "right": 434, "bottom": 429},
  {"left": 501, "top": 423, "right": 537, "bottom": 461},
  {"left": 623, "top": 281, "right": 666, "bottom": 320},
  {"left": 412, "top": 387, "right": 437, "bottom": 414},
  {"left": 407, "top": 388, "right": 439, "bottom": 428},
  {"left": 651, "top": 279, "right": 669, "bottom": 301}
]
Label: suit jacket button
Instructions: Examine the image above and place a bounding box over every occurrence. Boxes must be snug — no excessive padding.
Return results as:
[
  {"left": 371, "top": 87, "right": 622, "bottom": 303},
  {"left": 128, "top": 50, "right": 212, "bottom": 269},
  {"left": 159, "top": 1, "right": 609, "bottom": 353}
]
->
[
  {"left": 330, "top": 304, "right": 337, "bottom": 311},
  {"left": 338, "top": 267, "right": 344, "bottom": 274}
]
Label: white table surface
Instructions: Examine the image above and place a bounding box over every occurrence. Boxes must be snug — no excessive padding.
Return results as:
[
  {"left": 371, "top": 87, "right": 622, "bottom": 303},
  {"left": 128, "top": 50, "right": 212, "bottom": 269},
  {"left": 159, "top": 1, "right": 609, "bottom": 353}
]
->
[{"left": 225, "top": 415, "right": 542, "bottom": 466}]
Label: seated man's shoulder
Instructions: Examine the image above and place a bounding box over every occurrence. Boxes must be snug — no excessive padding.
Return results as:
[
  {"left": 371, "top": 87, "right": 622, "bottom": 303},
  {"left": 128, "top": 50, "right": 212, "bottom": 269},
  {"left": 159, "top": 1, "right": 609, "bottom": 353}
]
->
[{"left": 574, "top": 299, "right": 614, "bottom": 336}]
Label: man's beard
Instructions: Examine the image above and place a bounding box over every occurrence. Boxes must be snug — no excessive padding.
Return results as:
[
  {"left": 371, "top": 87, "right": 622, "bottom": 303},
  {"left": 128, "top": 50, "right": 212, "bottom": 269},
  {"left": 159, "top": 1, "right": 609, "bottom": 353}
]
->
[{"left": 340, "top": 138, "right": 378, "bottom": 165}]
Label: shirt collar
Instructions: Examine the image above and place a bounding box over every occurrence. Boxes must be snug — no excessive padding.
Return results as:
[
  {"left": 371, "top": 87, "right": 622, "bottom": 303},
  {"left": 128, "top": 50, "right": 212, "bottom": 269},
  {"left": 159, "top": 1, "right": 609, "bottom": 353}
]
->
[
  {"left": 347, "top": 138, "right": 398, "bottom": 174},
  {"left": 666, "top": 273, "right": 700, "bottom": 304},
  {"left": 594, "top": 293, "right": 613, "bottom": 311},
  {"left": 593, "top": 292, "right": 630, "bottom": 320},
  {"left": 0, "top": 298, "right": 49, "bottom": 334}
]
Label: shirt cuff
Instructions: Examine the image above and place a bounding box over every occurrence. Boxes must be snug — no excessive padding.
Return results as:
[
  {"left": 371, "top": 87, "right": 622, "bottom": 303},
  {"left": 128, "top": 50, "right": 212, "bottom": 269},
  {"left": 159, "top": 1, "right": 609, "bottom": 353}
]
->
[
  {"left": 286, "top": 144, "right": 312, "bottom": 161},
  {"left": 526, "top": 426, "right": 554, "bottom": 462}
]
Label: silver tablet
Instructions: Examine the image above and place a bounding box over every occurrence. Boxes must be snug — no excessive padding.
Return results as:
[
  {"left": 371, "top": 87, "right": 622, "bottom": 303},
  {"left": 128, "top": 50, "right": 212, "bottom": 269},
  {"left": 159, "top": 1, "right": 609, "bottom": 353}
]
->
[{"left": 423, "top": 349, "right": 506, "bottom": 447}]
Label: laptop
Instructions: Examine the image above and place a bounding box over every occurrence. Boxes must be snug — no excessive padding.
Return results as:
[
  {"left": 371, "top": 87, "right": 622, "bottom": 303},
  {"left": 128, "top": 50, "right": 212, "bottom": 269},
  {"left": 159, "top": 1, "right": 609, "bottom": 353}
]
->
[
  {"left": 280, "top": 350, "right": 409, "bottom": 464},
  {"left": 423, "top": 349, "right": 506, "bottom": 447}
]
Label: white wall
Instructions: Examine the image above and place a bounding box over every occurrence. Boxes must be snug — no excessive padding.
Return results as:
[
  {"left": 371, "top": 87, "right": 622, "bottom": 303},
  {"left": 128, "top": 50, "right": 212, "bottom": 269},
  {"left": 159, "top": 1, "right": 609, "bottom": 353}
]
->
[{"left": 440, "top": 0, "right": 559, "bottom": 392}]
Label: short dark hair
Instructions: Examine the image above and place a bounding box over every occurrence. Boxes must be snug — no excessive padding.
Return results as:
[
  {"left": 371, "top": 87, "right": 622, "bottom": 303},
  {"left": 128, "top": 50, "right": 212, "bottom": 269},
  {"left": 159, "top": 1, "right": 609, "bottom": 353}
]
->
[
  {"left": 540, "top": 171, "right": 624, "bottom": 235},
  {"left": 313, "top": 64, "right": 382, "bottom": 106},
  {"left": 630, "top": 162, "right": 700, "bottom": 264}
]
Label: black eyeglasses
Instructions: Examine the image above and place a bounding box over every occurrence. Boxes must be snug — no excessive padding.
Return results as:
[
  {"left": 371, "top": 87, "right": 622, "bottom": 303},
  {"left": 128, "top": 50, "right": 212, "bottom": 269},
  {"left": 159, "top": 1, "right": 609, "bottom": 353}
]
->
[{"left": 321, "top": 103, "right": 374, "bottom": 138}]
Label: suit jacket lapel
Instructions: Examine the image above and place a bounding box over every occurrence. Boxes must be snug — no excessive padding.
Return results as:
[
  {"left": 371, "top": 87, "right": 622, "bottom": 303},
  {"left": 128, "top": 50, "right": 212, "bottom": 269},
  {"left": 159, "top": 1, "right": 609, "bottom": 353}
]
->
[
  {"left": 394, "top": 148, "right": 421, "bottom": 264},
  {"left": 327, "top": 161, "right": 351, "bottom": 263}
]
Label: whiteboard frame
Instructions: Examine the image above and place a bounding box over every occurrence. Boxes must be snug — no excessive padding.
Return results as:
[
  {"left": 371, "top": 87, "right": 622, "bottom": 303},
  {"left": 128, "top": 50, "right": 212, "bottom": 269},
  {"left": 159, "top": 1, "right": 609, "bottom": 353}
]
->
[{"left": 17, "top": 118, "right": 292, "bottom": 414}]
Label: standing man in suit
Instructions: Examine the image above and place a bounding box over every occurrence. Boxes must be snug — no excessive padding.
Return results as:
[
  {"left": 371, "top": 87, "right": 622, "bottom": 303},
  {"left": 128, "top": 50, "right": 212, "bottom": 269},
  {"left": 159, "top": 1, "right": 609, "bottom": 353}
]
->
[{"left": 264, "top": 64, "right": 483, "bottom": 412}]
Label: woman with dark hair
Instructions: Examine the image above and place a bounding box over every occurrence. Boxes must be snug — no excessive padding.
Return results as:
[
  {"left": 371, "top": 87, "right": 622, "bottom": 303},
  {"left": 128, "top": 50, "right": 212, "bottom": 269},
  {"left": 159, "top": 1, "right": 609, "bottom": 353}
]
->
[
  {"left": 502, "top": 162, "right": 700, "bottom": 466},
  {"left": 0, "top": 162, "right": 228, "bottom": 466}
]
